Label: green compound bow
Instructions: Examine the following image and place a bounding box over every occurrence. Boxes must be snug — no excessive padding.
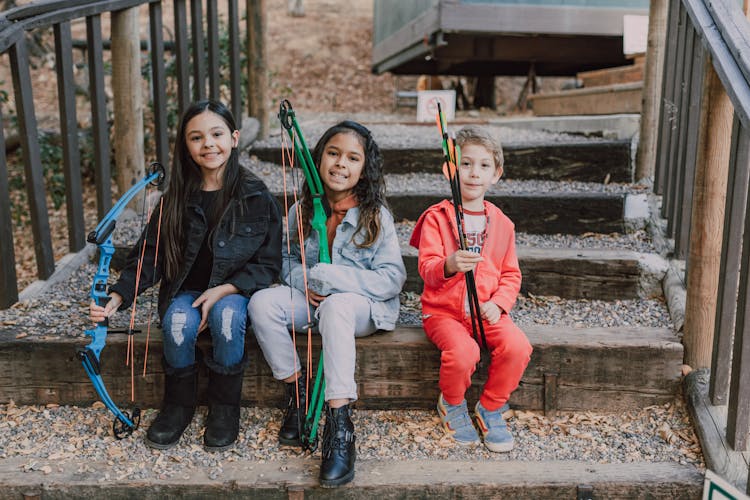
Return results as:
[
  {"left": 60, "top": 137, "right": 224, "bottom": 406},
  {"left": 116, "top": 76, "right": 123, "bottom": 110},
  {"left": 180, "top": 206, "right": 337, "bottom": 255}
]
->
[{"left": 278, "top": 99, "right": 328, "bottom": 451}]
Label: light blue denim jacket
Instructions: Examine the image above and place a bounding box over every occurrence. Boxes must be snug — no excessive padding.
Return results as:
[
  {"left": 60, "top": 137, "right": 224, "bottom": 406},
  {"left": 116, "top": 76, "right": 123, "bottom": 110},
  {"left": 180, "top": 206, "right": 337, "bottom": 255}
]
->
[{"left": 282, "top": 203, "right": 406, "bottom": 330}]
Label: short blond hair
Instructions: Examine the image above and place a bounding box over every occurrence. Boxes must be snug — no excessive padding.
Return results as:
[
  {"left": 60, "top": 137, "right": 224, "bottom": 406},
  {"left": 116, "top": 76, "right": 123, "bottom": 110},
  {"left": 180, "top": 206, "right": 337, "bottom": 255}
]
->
[{"left": 455, "top": 125, "right": 504, "bottom": 170}]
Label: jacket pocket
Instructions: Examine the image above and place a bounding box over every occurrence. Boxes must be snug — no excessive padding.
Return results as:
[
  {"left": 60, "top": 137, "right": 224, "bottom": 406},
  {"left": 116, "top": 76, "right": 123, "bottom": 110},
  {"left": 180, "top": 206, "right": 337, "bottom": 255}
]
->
[{"left": 339, "top": 243, "right": 376, "bottom": 268}]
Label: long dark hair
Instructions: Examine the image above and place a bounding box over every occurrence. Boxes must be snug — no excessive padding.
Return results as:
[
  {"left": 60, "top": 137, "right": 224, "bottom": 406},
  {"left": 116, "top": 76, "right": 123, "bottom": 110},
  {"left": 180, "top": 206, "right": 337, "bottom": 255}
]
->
[
  {"left": 161, "top": 100, "right": 243, "bottom": 281},
  {"left": 299, "top": 120, "right": 386, "bottom": 248}
]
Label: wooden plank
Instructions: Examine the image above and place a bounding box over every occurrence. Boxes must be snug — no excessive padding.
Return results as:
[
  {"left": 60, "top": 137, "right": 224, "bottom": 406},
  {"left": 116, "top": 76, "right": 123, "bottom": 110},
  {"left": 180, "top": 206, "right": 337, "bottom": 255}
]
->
[
  {"left": 684, "top": 369, "right": 750, "bottom": 492},
  {"left": 206, "top": 0, "right": 220, "bottom": 101},
  {"left": 173, "top": 0, "right": 190, "bottom": 117},
  {"left": 53, "top": 20, "right": 86, "bottom": 252},
  {"left": 228, "top": 0, "right": 242, "bottom": 122},
  {"left": 0, "top": 104, "right": 18, "bottom": 309},
  {"left": 190, "top": 0, "right": 205, "bottom": 101},
  {"left": 654, "top": 0, "right": 681, "bottom": 197},
  {"left": 0, "top": 325, "right": 682, "bottom": 411},
  {"left": 252, "top": 140, "right": 634, "bottom": 182},
  {"left": 672, "top": 23, "right": 698, "bottom": 258},
  {"left": 0, "top": 457, "right": 705, "bottom": 499},
  {"left": 577, "top": 62, "right": 644, "bottom": 87},
  {"left": 148, "top": 2, "right": 169, "bottom": 167},
  {"left": 664, "top": 4, "right": 688, "bottom": 232},
  {"left": 9, "top": 38, "right": 55, "bottom": 280},
  {"left": 85, "top": 14, "right": 112, "bottom": 218},
  {"left": 385, "top": 192, "right": 626, "bottom": 235},
  {"left": 528, "top": 82, "right": 643, "bottom": 116},
  {"left": 403, "top": 247, "right": 650, "bottom": 300},
  {"left": 635, "top": 0, "right": 668, "bottom": 182},
  {"left": 711, "top": 118, "right": 749, "bottom": 405}
]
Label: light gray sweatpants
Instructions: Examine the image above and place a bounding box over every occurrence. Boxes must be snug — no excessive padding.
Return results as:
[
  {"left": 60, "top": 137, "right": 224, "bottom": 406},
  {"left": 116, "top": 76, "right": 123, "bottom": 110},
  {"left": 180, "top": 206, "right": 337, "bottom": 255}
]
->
[{"left": 247, "top": 285, "right": 377, "bottom": 402}]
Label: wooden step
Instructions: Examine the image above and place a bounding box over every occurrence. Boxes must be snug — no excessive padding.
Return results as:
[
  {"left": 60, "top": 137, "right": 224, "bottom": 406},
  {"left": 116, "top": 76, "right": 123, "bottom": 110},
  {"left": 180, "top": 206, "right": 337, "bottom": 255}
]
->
[
  {"left": 273, "top": 191, "right": 628, "bottom": 235},
  {"left": 0, "top": 325, "right": 682, "bottom": 413},
  {"left": 402, "top": 247, "right": 666, "bottom": 299},
  {"left": 529, "top": 82, "right": 643, "bottom": 116},
  {"left": 251, "top": 139, "right": 634, "bottom": 182},
  {"left": 0, "top": 456, "right": 703, "bottom": 499},
  {"left": 577, "top": 61, "right": 644, "bottom": 88}
]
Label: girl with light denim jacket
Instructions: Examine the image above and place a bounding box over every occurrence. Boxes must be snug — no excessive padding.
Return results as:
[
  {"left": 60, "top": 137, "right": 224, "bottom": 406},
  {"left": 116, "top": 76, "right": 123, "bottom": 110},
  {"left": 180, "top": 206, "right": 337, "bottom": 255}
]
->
[{"left": 248, "top": 121, "right": 406, "bottom": 487}]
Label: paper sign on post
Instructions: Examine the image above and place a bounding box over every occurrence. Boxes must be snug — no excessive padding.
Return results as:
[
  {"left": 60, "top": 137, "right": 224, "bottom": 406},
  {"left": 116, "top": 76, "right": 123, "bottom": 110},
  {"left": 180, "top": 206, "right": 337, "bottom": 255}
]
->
[{"left": 417, "top": 90, "right": 456, "bottom": 123}]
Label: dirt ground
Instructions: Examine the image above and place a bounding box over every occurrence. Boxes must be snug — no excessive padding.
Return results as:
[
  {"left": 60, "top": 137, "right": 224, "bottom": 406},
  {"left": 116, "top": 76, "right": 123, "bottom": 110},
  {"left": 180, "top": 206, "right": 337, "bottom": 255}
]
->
[{"left": 1, "top": 0, "right": 562, "bottom": 289}]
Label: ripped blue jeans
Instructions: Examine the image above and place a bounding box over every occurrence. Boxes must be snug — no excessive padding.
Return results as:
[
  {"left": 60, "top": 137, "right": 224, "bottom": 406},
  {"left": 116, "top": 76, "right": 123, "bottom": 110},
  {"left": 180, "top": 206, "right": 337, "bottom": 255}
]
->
[{"left": 161, "top": 291, "right": 248, "bottom": 369}]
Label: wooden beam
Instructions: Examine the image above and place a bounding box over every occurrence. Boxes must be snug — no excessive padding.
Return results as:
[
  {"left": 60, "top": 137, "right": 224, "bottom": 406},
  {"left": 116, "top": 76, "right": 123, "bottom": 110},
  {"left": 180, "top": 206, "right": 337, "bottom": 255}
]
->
[
  {"left": 683, "top": 61, "right": 733, "bottom": 369},
  {"left": 247, "top": 0, "right": 268, "bottom": 138},
  {"left": 529, "top": 83, "right": 643, "bottom": 116},
  {"left": 111, "top": 7, "right": 145, "bottom": 207},
  {"left": 636, "top": 0, "right": 668, "bottom": 181}
]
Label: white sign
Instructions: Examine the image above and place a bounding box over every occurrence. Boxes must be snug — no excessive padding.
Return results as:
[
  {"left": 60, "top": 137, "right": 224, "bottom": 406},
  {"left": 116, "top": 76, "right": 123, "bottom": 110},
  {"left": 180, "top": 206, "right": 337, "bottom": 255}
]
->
[
  {"left": 702, "top": 470, "right": 749, "bottom": 500},
  {"left": 623, "top": 14, "right": 649, "bottom": 56},
  {"left": 416, "top": 90, "right": 456, "bottom": 123}
]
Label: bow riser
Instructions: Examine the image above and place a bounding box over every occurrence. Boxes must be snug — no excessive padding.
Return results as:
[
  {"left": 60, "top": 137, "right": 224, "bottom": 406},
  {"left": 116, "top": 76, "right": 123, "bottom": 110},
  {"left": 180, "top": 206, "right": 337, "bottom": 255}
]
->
[{"left": 79, "top": 162, "right": 164, "bottom": 439}]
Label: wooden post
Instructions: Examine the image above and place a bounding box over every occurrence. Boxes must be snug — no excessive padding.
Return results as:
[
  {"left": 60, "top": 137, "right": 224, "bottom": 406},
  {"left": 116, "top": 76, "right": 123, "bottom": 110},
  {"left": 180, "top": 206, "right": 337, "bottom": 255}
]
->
[
  {"left": 635, "top": 0, "right": 668, "bottom": 182},
  {"left": 247, "top": 0, "right": 268, "bottom": 138},
  {"left": 683, "top": 62, "right": 733, "bottom": 369},
  {"left": 111, "top": 8, "right": 145, "bottom": 206}
]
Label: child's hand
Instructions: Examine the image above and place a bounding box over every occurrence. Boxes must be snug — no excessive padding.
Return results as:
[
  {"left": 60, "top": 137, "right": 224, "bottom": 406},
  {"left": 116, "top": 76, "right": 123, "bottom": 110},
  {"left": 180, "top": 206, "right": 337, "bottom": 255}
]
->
[
  {"left": 444, "top": 250, "right": 483, "bottom": 277},
  {"left": 89, "top": 293, "right": 123, "bottom": 324},
  {"left": 307, "top": 288, "right": 328, "bottom": 307},
  {"left": 480, "top": 301, "right": 503, "bottom": 325},
  {"left": 192, "top": 284, "right": 239, "bottom": 333}
]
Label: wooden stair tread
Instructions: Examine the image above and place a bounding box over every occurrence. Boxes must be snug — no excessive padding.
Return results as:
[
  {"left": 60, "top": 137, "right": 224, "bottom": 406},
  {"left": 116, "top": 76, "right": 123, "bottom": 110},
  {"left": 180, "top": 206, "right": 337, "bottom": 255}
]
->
[{"left": 0, "top": 324, "right": 683, "bottom": 411}]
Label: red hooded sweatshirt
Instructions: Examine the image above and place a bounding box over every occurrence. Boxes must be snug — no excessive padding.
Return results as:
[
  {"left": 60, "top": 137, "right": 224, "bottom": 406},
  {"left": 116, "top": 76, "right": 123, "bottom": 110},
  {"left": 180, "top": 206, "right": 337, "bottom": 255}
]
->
[{"left": 409, "top": 199, "right": 521, "bottom": 319}]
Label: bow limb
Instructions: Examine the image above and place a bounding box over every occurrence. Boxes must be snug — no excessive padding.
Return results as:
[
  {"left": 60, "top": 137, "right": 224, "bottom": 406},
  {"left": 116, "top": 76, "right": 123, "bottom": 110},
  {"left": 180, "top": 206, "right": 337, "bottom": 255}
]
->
[
  {"left": 277, "top": 100, "right": 329, "bottom": 451},
  {"left": 78, "top": 162, "right": 165, "bottom": 439}
]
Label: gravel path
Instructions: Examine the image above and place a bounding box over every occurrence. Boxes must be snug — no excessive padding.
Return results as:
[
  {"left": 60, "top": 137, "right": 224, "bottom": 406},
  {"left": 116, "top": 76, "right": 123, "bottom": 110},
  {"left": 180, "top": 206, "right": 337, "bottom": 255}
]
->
[{"left": 0, "top": 399, "right": 703, "bottom": 482}]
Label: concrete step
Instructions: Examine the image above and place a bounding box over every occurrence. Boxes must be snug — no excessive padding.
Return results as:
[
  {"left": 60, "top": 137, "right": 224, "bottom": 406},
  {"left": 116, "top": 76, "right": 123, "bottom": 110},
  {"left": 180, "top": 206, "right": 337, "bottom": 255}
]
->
[
  {"left": 0, "top": 325, "right": 682, "bottom": 413},
  {"left": 251, "top": 139, "right": 633, "bottom": 183},
  {"left": 0, "top": 456, "right": 703, "bottom": 499}
]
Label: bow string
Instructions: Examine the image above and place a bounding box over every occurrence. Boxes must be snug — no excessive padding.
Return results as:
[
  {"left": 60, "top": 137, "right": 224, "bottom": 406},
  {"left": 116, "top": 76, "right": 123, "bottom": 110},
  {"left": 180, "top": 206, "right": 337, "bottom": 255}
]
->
[
  {"left": 78, "top": 162, "right": 166, "bottom": 439},
  {"left": 278, "top": 99, "right": 328, "bottom": 451}
]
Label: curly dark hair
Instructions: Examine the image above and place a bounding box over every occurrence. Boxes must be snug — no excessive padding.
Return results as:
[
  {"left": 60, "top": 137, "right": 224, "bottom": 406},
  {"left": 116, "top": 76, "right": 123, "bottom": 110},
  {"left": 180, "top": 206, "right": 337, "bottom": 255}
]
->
[{"left": 298, "top": 121, "right": 386, "bottom": 248}]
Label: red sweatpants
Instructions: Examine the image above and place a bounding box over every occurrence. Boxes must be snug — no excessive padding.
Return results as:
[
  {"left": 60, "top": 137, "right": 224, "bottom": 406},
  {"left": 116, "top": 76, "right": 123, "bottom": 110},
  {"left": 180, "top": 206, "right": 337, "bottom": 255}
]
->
[{"left": 423, "top": 313, "right": 532, "bottom": 411}]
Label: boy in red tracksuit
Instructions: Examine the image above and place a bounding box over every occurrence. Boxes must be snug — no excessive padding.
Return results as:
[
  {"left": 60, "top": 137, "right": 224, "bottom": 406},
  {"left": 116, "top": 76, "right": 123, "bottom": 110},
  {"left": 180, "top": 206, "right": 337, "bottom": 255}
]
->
[{"left": 409, "top": 125, "right": 532, "bottom": 452}]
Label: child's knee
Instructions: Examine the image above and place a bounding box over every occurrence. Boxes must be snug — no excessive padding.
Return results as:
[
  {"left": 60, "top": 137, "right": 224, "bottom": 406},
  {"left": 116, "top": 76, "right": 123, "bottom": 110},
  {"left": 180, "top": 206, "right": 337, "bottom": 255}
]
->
[{"left": 163, "top": 309, "right": 199, "bottom": 346}]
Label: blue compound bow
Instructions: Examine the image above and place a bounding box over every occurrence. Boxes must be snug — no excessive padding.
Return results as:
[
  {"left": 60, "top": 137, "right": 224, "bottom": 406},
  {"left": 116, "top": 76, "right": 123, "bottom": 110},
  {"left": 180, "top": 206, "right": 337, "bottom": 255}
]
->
[{"left": 77, "top": 162, "right": 165, "bottom": 439}]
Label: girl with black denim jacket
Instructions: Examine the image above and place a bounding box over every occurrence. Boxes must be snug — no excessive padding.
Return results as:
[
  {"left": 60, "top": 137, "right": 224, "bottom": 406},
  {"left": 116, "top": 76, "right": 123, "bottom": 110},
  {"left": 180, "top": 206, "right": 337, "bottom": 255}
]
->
[{"left": 89, "top": 100, "right": 282, "bottom": 451}]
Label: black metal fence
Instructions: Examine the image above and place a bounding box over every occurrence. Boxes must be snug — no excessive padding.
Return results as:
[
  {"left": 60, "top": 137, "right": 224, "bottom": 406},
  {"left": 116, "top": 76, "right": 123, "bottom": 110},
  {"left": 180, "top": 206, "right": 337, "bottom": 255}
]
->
[
  {"left": 0, "top": 0, "right": 245, "bottom": 308},
  {"left": 655, "top": 0, "right": 750, "bottom": 488}
]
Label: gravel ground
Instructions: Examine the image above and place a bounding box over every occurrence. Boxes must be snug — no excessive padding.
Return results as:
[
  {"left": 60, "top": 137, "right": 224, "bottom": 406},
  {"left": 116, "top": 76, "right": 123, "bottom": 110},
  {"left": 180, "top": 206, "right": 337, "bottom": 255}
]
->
[
  {"left": 246, "top": 155, "right": 648, "bottom": 196},
  {"left": 253, "top": 118, "right": 617, "bottom": 151},
  {"left": 0, "top": 399, "right": 703, "bottom": 482}
]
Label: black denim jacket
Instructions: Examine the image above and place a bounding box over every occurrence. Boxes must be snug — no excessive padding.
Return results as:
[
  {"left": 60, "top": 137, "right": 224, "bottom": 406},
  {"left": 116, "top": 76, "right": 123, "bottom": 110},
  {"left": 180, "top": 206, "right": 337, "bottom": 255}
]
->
[{"left": 110, "top": 174, "right": 283, "bottom": 320}]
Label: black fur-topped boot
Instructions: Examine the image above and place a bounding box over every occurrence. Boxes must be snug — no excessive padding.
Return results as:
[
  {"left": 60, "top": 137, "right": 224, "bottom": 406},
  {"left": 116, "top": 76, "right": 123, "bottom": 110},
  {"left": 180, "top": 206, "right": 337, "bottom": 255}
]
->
[
  {"left": 203, "top": 357, "right": 245, "bottom": 452},
  {"left": 145, "top": 360, "right": 198, "bottom": 449},
  {"left": 319, "top": 403, "right": 356, "bottom": 487},
  {"left": 279, "top": 368, "right": 307, "bottom": 446}
]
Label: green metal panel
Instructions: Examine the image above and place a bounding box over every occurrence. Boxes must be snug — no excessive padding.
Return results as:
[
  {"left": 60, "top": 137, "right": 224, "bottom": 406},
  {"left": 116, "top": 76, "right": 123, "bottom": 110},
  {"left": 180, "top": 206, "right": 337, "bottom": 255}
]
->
[{"left": 373, "top": 0, "right": 438, "bottom": 45}]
